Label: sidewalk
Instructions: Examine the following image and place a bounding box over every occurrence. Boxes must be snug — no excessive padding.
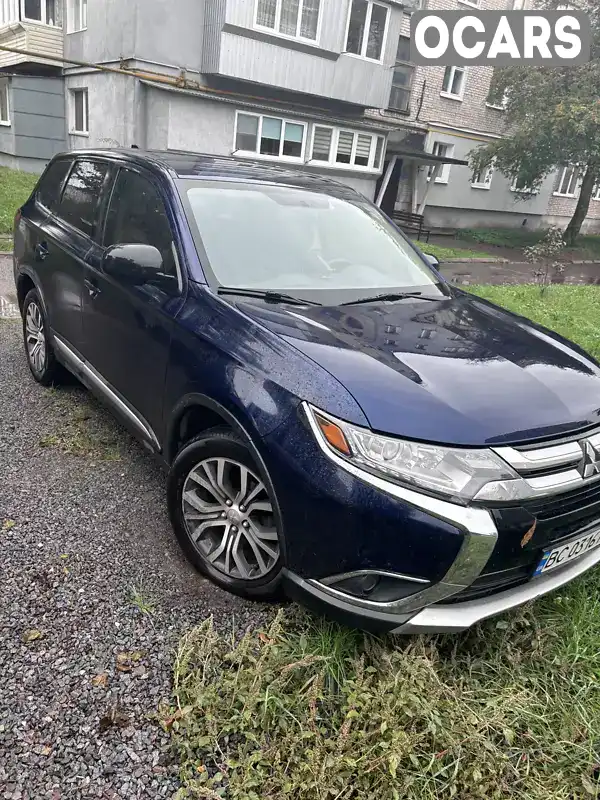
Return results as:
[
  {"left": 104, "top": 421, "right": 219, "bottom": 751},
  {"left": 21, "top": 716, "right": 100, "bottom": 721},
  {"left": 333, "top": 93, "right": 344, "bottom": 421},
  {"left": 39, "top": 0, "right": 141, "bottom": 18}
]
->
[{"left": 439, "top": 259, "right": 600, "bottom": 286}]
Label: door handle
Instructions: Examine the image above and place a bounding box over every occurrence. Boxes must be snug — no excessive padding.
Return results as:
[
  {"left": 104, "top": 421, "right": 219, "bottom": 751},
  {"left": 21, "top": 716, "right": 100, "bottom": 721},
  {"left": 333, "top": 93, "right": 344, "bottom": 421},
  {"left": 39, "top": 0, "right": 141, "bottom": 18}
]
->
[
  {"left": 84, "top": 278, "right": 101, "bottom": 299},
  {"left": 35, "top": 242, "right": 49, "bottom": 262}
]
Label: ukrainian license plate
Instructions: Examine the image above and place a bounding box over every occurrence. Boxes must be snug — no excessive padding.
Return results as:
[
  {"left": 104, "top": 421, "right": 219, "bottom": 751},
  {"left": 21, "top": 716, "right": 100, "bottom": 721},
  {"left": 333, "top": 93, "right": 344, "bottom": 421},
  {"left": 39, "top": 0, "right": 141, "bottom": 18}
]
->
[{"left": 534, "top": 527, "right": 600, "bottom": 576}]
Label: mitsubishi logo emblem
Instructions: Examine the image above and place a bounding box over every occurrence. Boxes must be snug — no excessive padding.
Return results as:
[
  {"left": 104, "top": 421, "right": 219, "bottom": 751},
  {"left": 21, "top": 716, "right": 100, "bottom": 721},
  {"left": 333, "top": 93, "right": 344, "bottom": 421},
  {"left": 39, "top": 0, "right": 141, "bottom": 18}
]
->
[{"left": 579, "top": 440, "right": 600, "bottom": 479}]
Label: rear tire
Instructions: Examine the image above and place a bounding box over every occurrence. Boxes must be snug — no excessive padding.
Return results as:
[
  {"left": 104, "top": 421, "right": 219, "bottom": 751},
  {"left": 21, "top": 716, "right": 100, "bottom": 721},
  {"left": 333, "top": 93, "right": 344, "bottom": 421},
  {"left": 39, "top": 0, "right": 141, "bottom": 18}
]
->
[
  {"left": 167, "top": 428, "right": 284, "bottom": 599},
  {"left": 22, "top": 289, "right": 63, "bottom": 386}
]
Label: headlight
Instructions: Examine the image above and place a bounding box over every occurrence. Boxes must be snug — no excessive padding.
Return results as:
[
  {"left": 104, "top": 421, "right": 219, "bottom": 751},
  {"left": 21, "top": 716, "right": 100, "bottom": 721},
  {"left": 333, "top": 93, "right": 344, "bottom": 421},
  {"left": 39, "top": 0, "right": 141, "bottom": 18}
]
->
[{"left": 306, "top": 404, "right": 521, "bottom": 504}]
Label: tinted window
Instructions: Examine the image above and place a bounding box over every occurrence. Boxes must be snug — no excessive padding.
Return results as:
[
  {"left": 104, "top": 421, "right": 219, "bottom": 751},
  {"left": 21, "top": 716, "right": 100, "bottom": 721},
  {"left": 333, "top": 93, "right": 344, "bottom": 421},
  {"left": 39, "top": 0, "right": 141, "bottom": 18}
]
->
[
  {"left": 104, "top": 169, "right": 176, "bottom": 276},
  {"left": 58, "top": 159, "right": 111, "bottom": 237},
  {"left": 37, "top": 159, "right": 71, "bottom": 212}
]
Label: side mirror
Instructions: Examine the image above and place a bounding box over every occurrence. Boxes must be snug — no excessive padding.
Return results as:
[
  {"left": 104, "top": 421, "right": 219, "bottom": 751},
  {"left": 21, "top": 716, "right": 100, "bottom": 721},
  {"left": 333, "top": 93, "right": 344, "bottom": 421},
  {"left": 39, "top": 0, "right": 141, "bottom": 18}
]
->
[
  {"left": 423, "top": 253, "right": 440, "bottom": 268},
  {"left": 102, "top": 244, "right": 164, "bottom": 285}
]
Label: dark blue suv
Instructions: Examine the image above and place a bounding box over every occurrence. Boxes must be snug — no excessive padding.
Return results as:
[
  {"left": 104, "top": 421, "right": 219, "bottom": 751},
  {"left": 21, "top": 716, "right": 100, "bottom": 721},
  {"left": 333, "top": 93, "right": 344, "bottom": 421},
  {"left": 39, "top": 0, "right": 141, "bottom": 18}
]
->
[{"left": 13, "top": 149, "right": 600, "bottom": 633}]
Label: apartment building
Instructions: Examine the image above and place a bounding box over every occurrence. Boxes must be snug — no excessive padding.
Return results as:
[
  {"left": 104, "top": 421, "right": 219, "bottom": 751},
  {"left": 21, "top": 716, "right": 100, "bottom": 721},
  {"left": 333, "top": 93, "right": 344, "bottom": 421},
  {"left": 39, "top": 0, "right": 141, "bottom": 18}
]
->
[
  {"left": 0, "top": 0, "right": 596, "bottom": 233},
  {"left": 378, "top": 0, "right": 600, "bottom": 232}
]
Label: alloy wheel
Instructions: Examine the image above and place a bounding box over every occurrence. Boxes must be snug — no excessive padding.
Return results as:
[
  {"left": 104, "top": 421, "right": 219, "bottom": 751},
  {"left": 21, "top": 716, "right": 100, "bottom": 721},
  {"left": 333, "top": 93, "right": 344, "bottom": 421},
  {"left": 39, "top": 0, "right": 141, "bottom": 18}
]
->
[
  {"left": 181, "top": 457, "right": 280, "bottom": 580},
  {"left": 25, "top": 301, "right": 46, "bottom": 374}
]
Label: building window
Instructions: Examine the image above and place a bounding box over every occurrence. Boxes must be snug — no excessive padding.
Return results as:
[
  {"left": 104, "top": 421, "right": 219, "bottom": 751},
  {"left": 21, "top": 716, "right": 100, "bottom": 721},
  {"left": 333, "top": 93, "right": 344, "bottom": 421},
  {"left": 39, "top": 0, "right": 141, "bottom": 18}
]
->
[
  {"left": 554, "top": 165, "right": 581, "bottom": 197},
  {"left": 234, "top": 112, "right": 306, "bottom": 161},
  {"left": 70, "top": 88, "right": 89, "bottom": 134},
  {"left": 67, "top": 0, "right": 86, "bottom": 31},
  {"left": 427, "top": 142, "right": 454, "bottom": 184},
  {"left": 0, "top": 82, "right": 9, "bottom": 125},
  {"left": 441, "top": 66, "right": 466, "bottom": 100},
  {"left": 458, "top": 0, "right": 479, "bottom": 6},
  {"left": 345, "top": 0, "right": 389, "bottom": 63},
  {"left": 471, "top": 165, "right": 494, "bottom": 189},
  {"left": 389, "top": 35, "right": 414, "bottom": 113},
  {"left": 20, "top": 0, "right": 60, "bottom": 25},
  {"left": 512, "top": 0, "right": 525, "bottom": 7},
  {"left": 309, "top": 125, "right": 385, "bottom": 172},
  {"left": 511, "top": 175, "right": 537, "bottom": 194},
  {"left": 592, "top": 183, "right": 600, "bottom": 201},
  {"left": 255, "top": 0, "right": 321, "bottom": 42}
]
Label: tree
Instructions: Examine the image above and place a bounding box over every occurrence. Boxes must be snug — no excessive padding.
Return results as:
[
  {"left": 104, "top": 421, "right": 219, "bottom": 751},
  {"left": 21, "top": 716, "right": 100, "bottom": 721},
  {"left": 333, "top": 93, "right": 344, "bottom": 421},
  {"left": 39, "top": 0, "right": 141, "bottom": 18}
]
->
[{"left": 470, "top": 0, "right": 600, "bottom": 245}]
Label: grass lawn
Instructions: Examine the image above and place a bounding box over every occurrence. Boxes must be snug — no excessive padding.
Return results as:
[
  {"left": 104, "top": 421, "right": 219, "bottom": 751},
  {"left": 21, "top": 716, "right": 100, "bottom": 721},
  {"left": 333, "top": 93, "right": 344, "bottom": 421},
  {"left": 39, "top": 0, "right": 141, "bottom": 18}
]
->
[
  {"left": 166, "top": 285, "right": 600, "bottom": 800},
  {"left": 457, "top": 227, "right": 600, "bottom": 260},
  {"left": 0, "top": 166, "right": 37, "bottom": 246},
  {"left": 418, "top": 241, "right": 497, "bottom": 261}
]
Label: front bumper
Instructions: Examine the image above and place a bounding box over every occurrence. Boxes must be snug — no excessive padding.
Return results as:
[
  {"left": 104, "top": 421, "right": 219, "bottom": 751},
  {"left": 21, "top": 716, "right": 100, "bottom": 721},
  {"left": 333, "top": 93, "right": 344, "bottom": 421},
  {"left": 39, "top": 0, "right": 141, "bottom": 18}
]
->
[
  {"left": 276, "top": 403, "right": 600, "bottom": 633},
  {"left": 285, "top": 540, "right": 600, "bottom": 633}
]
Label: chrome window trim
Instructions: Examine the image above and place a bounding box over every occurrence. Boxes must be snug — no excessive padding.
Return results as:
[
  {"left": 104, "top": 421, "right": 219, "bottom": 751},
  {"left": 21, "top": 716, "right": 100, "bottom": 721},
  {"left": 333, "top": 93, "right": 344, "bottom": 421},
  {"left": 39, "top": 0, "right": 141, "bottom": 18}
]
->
[
  {"left": 303, "top": 402, "right": 498, "bottom": 614},
  {"left": 53, "top": 334, "right": 160, "bottom": 450}
]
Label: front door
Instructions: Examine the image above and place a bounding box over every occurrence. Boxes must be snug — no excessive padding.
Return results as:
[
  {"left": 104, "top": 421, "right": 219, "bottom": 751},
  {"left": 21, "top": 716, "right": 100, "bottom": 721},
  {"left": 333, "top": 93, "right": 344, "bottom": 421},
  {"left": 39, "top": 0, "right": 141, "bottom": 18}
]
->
[{"left": 81, "top": 166, "right": 184, "bottom": 444}]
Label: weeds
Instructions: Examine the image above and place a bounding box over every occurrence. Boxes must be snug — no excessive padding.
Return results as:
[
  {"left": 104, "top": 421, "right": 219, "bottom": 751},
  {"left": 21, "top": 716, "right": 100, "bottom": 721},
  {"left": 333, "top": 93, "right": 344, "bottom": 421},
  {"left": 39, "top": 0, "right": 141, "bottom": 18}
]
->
[
  {"left": 168, "top": 581, "right": 600, "bottom": 800},
  {"left": 38, "top": 390, "right": 121, "bottom": 460},
  {"left": 129, "top": 584, "right": 156, "bottom": 616}
]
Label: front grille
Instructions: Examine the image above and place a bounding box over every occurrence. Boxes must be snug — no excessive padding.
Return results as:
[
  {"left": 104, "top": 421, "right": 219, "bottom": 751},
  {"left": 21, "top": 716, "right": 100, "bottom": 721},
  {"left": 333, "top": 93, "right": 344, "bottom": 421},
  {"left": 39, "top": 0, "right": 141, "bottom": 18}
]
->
[{"left": 451, "top": 434, "right": 600, "bottom": 603}]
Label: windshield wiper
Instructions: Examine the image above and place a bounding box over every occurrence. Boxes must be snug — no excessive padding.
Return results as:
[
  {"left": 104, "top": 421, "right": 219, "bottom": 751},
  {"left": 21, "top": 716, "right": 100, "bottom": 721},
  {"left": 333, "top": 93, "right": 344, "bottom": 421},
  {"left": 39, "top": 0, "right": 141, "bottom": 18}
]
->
[
  {"left": 217, "top": 287, "right": 322, "bottom": 306},
  {"left": 340, "top": 291, "right": 443, "bottom": 307}
]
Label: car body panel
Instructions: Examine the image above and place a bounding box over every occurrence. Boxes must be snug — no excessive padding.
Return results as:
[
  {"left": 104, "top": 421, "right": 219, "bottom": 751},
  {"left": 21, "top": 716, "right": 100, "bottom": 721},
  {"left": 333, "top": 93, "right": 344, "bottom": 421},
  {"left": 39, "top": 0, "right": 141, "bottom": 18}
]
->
[{"left": 233, "top": 292, "right": 600, "bottom": 446}]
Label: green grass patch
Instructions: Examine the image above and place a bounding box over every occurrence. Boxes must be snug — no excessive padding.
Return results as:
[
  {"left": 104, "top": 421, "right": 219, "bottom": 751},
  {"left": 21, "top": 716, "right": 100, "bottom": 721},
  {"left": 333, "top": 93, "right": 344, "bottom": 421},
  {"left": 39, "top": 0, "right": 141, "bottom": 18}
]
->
[
  {"left": 0, "top": 166, "right": 37, "bottom": 238},
  {"left": 169, "top": 285, "right": 600, "bottom": 800},
  {"left": 457, "top": 227, "right": 600, "bottom": 259},
  {"left": 419, "top": 242, "right": 496, "bottom": 261},
  {"left": 471, "top": 285, "right": 600, "bottom": 361}
]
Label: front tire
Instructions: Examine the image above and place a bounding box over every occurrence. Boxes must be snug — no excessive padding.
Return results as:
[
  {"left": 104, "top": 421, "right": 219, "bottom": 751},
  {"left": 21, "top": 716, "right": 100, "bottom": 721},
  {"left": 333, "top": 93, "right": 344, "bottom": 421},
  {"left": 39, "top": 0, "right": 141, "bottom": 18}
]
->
[
  {"left": 167, "top": 428, "right": 284, "bottom": 599},
  {"left": 22, "top": 289, "right": 63, "bottom": 386}
]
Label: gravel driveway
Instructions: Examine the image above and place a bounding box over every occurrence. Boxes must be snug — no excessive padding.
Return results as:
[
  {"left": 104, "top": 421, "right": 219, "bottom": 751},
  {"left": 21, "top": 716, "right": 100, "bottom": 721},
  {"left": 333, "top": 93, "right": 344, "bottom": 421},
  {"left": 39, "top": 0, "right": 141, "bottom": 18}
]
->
[{"left": 0, "top": 260, "right": 274, "bottom": 798}]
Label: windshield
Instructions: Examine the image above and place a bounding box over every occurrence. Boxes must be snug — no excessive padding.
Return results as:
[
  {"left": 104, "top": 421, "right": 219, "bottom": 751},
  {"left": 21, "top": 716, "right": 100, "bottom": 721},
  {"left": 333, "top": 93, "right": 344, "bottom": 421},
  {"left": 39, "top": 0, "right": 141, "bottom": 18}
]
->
[{"left": 180, "top": 180, "right": 444, "bottom": 300}]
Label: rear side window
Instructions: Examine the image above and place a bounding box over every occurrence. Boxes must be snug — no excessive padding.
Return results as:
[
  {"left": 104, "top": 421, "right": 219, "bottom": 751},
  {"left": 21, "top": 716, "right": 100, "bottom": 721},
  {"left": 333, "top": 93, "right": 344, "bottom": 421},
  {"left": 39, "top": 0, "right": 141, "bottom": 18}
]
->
[
  {"left": 104, "top": 169, "right": 176, "bottom": 276},
  {"left": 58, "top": 159, "right": 111, "bottom": 237},
  {"left": 37, "top": 159, "right": 71, "bottom": 212}
]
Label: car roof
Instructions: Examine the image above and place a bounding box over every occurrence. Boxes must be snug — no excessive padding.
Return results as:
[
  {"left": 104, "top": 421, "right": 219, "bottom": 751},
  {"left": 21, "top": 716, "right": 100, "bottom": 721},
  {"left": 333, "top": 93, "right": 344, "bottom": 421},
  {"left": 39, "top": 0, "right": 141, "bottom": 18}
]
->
[{"left": 56, "top": 148, "right": 364, "bottom": 199}]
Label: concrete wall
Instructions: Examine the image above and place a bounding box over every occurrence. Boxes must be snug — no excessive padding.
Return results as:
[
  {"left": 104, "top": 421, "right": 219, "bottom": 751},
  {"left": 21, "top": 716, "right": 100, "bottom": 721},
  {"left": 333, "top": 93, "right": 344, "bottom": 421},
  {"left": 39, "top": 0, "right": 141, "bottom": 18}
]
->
[
  {"left": 148, "top": 85, "right": 380, "bottom": 200},
  {"left": 64, "top": 71, "right": 136, "bottom": 150}
]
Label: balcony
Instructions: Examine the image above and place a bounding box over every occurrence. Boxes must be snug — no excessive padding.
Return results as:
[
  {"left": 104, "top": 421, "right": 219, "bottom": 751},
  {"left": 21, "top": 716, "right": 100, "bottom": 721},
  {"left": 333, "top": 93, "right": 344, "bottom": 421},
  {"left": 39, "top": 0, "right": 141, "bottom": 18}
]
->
[
  {"left": 0, "top": 0, "right": 63, "bottom": 70},
  {"left": 202, "top": 0, "right": 401, "bottom": 109}
]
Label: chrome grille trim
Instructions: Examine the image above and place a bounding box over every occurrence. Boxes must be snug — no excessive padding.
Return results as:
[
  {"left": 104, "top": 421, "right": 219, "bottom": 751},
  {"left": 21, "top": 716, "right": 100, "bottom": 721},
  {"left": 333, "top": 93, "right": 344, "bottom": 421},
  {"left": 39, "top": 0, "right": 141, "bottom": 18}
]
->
[{"left": 493, "top": 442, "right": 583, "bottom": 472}]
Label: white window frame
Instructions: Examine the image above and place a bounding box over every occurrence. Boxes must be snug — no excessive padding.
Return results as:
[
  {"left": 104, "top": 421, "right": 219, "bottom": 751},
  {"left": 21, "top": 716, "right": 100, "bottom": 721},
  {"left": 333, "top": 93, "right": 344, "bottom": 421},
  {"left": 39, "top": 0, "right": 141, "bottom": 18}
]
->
[
  {"left": 344, "top": 0, "right": 390, "bottom": 64},
  {"left": 67, "top": 0, "right": 87, "bottom": 32},
  {"left": 20, "top": 0, "right": 60, "bottom": 25},
  {"left": 427, "top": 142, "right": 455, "bottom": 184},
  {"left": 69, "top": 87, "right": 89, "bottom": 135},
  {"left": 457, "top": 0, "right": 479, "bottom": 6},
  {"left": 253, "top": 0, "right": 322, "bottom": 44},
  {"left": 0, "top": 80, "right": 10, "bottom": 126},
  {"left": 471, "top": 164, "right": 494, "bottom": 190},
  {"left": 440, "top": 66, "right": 467, "bottom": 101},
  {"left": 233, "top": 111, "right": 308, "bottom": 163},
  {"left": 592, "top": 183, "right": 600, "bottom": 201},
  {"left": 553, "top": 165, "right": 581, "bottom": 198},
  {"left": 512, "top": 0, "right": 525, "bottom": 7},
  {"left": 308, "top": 125, "right": 385, "bottom": 173}
]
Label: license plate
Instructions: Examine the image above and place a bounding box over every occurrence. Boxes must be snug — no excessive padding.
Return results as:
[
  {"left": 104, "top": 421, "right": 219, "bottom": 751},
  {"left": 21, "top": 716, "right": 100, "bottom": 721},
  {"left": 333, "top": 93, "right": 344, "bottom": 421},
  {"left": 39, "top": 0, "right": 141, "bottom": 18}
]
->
[{"left": 534, "top": 528, "right": 600, "bottom": 576}]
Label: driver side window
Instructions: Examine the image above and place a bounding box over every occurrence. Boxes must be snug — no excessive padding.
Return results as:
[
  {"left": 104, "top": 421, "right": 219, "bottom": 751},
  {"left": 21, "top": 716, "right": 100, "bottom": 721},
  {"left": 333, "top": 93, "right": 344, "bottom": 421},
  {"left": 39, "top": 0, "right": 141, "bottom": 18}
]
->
[{"left": 104, "top": 168, "right": 177, "bottom": 277}]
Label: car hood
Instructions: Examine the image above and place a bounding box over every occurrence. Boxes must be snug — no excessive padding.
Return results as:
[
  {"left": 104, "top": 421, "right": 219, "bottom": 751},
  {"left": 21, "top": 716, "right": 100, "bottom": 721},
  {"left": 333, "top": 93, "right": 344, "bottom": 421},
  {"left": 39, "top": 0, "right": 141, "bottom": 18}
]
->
[{"left": 234, "top": 291, "right": 600, "bottom": 446}]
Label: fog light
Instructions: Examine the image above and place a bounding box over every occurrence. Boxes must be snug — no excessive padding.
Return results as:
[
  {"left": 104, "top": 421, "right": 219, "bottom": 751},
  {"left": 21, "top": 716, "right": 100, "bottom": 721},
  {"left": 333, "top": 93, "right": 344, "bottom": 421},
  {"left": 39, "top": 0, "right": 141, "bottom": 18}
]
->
[{"left": 325, "top": 571, "right": 429, "bottom": 603}]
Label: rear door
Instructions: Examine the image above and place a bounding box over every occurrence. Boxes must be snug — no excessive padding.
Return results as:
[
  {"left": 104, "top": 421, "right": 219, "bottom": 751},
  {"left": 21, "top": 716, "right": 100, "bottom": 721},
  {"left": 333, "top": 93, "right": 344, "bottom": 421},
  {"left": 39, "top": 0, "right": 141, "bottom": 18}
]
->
[
  {"left": 81, "top": 166, "right": 184, "bottom": 442},
  {"left": 14, "top": 157, "right": 71, "bottom": 312},
  {"left": 41, "top": 158, "right": 114, "bottom": 353}
]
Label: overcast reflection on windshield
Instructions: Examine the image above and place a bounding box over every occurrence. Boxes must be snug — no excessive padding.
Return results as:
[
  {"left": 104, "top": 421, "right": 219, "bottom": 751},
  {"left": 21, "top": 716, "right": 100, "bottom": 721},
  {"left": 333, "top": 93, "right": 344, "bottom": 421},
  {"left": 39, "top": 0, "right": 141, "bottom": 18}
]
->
[{"left": 184, "top": 182, "right": 439, "bottom": 293}]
